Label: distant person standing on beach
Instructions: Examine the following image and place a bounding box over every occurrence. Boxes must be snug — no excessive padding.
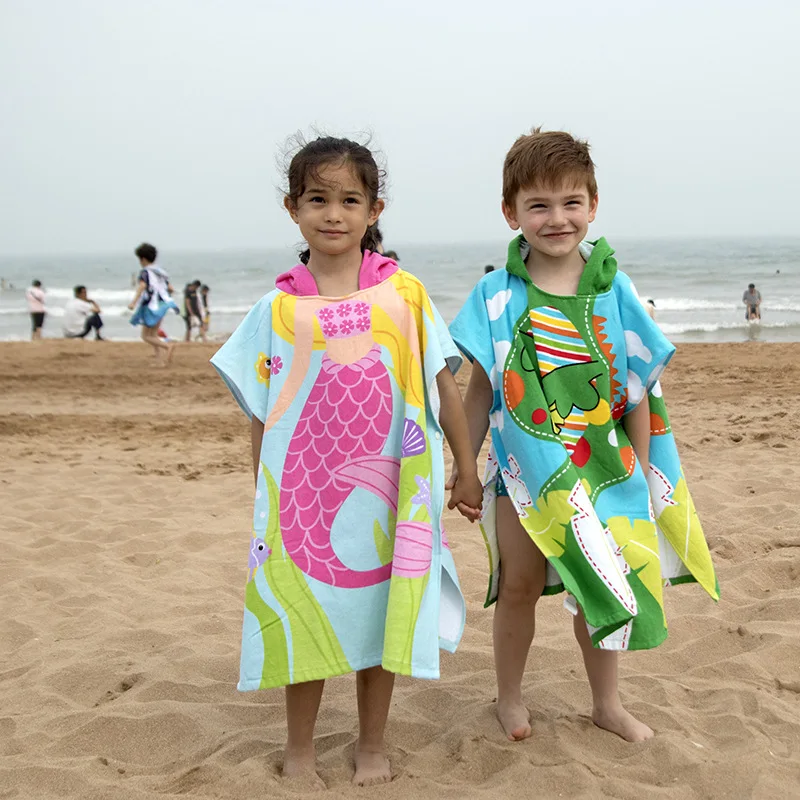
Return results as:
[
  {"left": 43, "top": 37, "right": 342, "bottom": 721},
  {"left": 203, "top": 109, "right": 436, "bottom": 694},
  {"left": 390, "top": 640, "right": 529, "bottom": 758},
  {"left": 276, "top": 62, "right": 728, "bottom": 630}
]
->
[
  {"left": 743, "top": 283, "right": 761, "bottom": 321},
  {"left": 128, "top": 243, "right": 178, "bottom": 365},
  {"left": 25, "top": 280, "right": 46, "bottom": 340},
  {"left": 644, "top": 298, "right": 656, "bottom": 320},
  {"left": 484, "top": 265, "right": 495, "bottom": 275},
  {"left": 182, "top": 280, "right": 204, "bottom": 342},
  {"left": 200, "top": 284, "right": 210, "bottom": 336}
]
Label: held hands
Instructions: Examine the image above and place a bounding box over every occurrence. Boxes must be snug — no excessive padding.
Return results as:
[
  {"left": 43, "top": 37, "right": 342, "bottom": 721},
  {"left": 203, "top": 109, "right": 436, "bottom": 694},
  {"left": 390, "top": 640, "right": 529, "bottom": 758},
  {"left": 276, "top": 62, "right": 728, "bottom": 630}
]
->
[{"left": 445, "top": 465, "right": 483, "bottom": 523}]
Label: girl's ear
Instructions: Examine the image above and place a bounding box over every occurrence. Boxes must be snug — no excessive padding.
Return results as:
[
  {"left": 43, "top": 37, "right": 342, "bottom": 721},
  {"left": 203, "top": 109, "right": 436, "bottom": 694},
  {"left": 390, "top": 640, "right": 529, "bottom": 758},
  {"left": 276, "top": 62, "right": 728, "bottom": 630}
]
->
[
  {"left": 284, "top": 196, "right": 299, "bottom": 223},
  {"left": 368, "top": 198, "right": 386, "bottom": 226}
]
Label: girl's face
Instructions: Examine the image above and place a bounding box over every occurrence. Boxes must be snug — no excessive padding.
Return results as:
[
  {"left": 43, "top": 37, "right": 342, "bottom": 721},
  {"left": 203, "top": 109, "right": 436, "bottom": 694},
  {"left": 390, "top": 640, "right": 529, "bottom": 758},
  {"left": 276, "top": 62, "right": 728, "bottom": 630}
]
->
[{"left": 285, "top": 162, "right": 383, "bottom": 259}]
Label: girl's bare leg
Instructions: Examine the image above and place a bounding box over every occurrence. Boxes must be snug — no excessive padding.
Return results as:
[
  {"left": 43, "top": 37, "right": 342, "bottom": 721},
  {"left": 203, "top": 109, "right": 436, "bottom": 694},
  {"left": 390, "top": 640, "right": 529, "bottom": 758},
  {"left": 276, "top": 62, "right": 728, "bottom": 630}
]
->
[
  {"left": 493, "top": 496, "right": 547, "bottom": 740},
  {"left": 354, "top": 666, "right": 394, "bottom": 786},
  {"left": 141, "top": 325, "right": 174, "bottom": 364},
  {"left": 284, "top": 680, "right": 325, "bottom": 779},
  {"left": 572, "top": 612, "right": 654, "bottom": 742}
]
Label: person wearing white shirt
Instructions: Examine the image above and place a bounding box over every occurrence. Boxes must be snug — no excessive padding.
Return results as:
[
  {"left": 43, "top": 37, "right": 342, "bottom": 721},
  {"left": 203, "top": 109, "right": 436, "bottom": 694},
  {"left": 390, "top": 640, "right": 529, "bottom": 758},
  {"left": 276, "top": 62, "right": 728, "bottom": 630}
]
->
[
  {"left": 25, "top": 279, "right": 46, "bottom": 340},
  {"left": 63, "top": 285, "right": 105, "bottom": 340}
]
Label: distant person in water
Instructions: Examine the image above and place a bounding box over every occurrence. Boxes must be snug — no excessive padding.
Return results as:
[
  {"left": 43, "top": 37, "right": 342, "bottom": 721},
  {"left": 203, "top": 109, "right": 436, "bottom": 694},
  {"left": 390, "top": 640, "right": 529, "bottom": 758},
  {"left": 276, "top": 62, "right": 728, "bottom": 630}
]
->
[
  {"left": 484, "top": 265, "right": 495, "bottom": 274},
  {"left": 742, "top": 283, "right": 761, "bottom": 321},
  {"left": 25, "top": 280, "right": 46, "bottom": 340},
  {"left": 128, "top": 243, "right": 178, "bottom": 365},
  {"left": 384, "top": 250, "right": 399, "bottom": 262},
  {"left": 644, "top": 299, "right": 656, "bottom": 320},
  {"left": 63, "top": 286, "right": 105, "bottom": 340}
]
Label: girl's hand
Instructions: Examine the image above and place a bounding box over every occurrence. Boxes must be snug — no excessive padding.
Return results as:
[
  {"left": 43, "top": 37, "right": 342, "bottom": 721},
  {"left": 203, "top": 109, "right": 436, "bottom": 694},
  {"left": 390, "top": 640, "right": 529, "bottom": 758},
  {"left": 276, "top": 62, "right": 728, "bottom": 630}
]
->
[
  {"left": 447, "top": 469, "right": 483, "bottom": 523},
  {"left": 127, "top": 302, "right": 135, "bottom": 310}
]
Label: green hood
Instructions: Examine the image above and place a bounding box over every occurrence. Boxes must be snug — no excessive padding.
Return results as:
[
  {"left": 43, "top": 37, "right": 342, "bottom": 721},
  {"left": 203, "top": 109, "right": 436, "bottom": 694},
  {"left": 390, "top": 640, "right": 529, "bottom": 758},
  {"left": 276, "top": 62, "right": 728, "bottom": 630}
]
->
[{"left": 505, "top": 235, "right": 618, "bottom": 295}]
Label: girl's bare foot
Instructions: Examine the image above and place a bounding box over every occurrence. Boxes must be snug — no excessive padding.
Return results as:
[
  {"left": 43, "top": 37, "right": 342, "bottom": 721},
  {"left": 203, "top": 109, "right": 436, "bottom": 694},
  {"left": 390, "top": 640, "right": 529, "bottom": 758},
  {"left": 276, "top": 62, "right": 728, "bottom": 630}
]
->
[
  {"left": 282, "top": 746, "right": 324, "bottom": 788},
  {"left": 592, "top": 705, "right": 654, "bottom": 742},
  {"left": 353, "top": 742, "right": 391, "bottom": 786},
  {"left": 166, "top": 343, "right": 176, "bottom": 364},
  {"left": 496, "top": 698, "right": 532, "bottom": 741}
]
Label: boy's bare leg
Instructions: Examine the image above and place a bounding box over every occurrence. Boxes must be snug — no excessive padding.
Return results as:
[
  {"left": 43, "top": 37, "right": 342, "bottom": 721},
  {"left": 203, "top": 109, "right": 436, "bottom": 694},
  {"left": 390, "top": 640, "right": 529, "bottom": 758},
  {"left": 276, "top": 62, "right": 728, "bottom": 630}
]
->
[
  {"left": 572, "top": 612, "right": 654, "bottom": 742},
  {"left": 284, "top": 680, "right": 325, "bottom": 781},
  {"left": 354, "top": 666, "right": 394, "bottom": 786},
  {"left": 493, "top": 496, "right": 547, "bottom": 741}
]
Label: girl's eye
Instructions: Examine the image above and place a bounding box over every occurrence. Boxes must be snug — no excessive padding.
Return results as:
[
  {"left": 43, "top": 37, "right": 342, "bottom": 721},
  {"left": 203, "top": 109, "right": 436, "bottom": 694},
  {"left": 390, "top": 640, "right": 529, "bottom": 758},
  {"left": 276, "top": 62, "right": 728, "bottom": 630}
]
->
[
  {"left": 344, "top": 197, "right": 359, "bottom": 205},
  {"left": 309, "top": 196, "right": 325, "bottom": 203}
]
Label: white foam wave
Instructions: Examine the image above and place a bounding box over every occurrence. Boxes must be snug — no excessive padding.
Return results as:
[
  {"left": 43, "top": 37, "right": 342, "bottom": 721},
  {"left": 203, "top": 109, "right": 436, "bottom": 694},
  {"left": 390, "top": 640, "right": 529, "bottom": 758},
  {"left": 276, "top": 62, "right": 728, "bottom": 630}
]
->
[
  {"left": 653, "top": 297, "right": 800, "bottom": 312},
  {"left": 659, "top": 320, "right": 800, "bottom": 335},
  {"left": 44, "top": 287, "right": 134, "bottom": 302}
]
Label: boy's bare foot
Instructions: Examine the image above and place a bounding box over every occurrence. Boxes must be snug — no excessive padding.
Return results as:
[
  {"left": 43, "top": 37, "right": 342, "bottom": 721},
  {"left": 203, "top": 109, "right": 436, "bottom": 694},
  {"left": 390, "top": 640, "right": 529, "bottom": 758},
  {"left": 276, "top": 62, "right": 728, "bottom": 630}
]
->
[
  {"left": 592, "top": 705, "right": 654, "bottom": 742},
  {"left": 496, "top": 699, "right": 532, "bottom": 741},
  {"left": 282, "top": 746, "right": 324, "bottom": 787},
  {"left": 166, "top": 343, "right": 176, "bottom": 364},
  {"left": 353, "top": 743, "right": 391, "bottom": 786}
]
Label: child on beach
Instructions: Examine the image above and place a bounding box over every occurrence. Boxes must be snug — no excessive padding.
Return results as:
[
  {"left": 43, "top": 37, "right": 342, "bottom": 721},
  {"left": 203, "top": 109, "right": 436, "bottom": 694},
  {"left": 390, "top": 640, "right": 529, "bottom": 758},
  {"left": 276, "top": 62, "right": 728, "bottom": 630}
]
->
[
  {"left": 128, "top": 243, "right": 178, "bottom": 365},
  {"left": 448, "top": 128, "right": 718, "bottom": 743},
  {"left": 211, "top": 136, "right": 482, "bottom": 785}
]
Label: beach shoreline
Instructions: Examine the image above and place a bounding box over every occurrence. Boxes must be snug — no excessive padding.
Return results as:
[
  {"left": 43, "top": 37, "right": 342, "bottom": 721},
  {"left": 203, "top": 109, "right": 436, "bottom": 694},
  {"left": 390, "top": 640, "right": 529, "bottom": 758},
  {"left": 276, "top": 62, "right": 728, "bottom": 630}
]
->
[{"left": 1, "top": 340, "right": 799, "bottom": 798}]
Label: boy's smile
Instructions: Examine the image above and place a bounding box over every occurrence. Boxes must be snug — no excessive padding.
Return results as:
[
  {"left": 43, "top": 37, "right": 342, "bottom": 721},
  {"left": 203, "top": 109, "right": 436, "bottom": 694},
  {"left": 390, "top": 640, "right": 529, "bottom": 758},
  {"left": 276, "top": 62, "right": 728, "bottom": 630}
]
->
[{"left": 502, "top": 183, "right": 598, "bottom": 263}]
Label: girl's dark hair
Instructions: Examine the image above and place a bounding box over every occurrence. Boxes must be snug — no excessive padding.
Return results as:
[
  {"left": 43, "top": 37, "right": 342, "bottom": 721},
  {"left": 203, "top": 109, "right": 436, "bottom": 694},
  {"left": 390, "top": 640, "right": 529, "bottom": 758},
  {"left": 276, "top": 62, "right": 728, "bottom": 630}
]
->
[
  {"left": 135, "top": 242, "right": 157, "bottom": 263},
  {"left": 285, "top": 136, "right": 385, "bottom": 265}
]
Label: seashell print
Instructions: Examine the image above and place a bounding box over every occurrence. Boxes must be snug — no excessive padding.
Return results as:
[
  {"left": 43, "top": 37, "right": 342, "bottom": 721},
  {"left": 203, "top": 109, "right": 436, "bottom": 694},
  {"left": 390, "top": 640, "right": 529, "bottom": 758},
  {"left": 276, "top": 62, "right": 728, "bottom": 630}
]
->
[{"left": 401, "top": 418, "right": 426, "bottom": 458}]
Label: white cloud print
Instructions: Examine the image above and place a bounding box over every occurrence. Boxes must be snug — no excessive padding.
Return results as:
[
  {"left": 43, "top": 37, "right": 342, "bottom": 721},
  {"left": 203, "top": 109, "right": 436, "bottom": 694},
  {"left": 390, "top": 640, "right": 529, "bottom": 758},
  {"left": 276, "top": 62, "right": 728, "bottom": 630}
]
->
[
  {"left": 486, "top": 289, "right": 512, "bottom": 321},
  {"left": 624, "top": 329, "right": 652, "bottom": 363}
]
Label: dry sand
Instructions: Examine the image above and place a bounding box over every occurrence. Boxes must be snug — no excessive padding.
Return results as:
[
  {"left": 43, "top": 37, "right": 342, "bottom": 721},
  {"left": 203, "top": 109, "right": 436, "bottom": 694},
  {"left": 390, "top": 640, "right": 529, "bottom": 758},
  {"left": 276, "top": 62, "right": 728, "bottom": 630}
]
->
[{"left": 1, "top": 340, "right": 799, "bottom": 800}]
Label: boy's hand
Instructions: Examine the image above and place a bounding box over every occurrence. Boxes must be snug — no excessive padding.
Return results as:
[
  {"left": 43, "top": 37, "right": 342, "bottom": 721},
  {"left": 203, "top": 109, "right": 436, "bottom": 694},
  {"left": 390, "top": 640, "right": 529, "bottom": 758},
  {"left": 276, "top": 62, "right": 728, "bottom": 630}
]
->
[{"left": 447, "top": 468, "right": 483, "bottom": 523}]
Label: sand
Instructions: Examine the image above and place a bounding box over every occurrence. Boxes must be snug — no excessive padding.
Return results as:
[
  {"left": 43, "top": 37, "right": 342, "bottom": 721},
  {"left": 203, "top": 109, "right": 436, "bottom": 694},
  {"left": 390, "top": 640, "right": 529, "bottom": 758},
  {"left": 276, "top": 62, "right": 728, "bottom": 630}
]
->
[{"left": 1, "top": 339, "right": 799, "bottom": 800}]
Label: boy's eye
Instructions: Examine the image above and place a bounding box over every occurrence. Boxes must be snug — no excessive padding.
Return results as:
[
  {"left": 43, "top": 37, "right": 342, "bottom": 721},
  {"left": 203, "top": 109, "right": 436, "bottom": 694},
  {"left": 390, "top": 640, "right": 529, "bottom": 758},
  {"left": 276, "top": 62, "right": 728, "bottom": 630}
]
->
[
  {"left": 566, "top": 200, "right": 581, "bottom": 206},
  {"left": 530, "top": 203, "right": 546, "bottom": 210}
]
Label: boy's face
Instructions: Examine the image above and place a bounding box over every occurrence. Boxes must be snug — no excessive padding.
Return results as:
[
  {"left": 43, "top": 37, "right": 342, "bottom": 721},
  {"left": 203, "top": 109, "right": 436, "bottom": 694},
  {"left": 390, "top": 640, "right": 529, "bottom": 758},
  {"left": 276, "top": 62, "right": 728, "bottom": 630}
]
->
[{"left": 502, "top": 182, "right": 598, "bottom": 260}]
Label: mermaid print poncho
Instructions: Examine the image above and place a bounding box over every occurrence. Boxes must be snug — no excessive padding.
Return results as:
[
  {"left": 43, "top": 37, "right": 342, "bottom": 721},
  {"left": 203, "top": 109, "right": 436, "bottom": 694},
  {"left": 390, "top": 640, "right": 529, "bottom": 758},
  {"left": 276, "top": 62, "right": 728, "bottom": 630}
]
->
[
  {"left": 450, "top": 237, "right": 718, "bottom": 651},
  {"left": 211, "top": 251, "right": 465, "bottom": 689}
]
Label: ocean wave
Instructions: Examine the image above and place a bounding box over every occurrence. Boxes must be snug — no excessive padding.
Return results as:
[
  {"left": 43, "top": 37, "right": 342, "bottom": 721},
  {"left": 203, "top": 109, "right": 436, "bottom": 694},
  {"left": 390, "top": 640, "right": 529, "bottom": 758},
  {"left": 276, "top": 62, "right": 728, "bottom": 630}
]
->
[
  {"left": 42, "top": 287, "right": 135, "bottom": 302},
  {"left": 659, "top": 320, "right": 800, "bottom": 335},
  {"left": 653, "top": 297, "right": 800, "bottom": 312}
]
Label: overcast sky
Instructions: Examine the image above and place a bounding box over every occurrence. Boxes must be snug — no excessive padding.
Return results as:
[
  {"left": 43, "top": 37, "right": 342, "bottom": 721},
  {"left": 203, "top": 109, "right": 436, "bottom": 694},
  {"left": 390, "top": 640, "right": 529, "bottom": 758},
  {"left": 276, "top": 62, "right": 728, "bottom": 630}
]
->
[{"left": 1, "top": 0, "right": 798, "bottom": 255}]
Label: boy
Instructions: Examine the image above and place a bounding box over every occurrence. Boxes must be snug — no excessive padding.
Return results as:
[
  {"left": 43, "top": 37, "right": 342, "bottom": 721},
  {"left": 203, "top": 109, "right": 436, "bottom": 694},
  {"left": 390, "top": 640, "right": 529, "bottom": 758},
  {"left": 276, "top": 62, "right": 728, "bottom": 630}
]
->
[{"left": 449, "top": 128, "right": 718, "bottom": 743}]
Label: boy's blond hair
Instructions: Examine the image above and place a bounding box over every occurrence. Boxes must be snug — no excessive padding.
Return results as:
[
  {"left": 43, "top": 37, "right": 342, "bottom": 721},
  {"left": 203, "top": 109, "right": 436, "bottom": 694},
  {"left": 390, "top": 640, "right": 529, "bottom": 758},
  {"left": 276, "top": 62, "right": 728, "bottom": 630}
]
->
[{"left": 502, "top": 127, "right": 597, "bottom": 208}]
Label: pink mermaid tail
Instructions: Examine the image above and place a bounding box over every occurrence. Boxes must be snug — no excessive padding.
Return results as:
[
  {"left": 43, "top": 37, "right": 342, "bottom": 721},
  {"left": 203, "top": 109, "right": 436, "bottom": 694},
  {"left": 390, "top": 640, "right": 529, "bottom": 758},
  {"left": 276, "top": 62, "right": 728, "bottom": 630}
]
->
[{"left": 279, "top": 343, "right": 398, "bottom": 587}]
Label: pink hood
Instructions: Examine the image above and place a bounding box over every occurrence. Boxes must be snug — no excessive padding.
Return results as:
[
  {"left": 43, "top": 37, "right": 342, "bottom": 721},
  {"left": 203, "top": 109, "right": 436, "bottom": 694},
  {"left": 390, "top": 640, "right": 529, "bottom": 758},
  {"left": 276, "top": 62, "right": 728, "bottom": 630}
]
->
[{"left": 275, "top": 250, "right": 399, "bottom": 297}]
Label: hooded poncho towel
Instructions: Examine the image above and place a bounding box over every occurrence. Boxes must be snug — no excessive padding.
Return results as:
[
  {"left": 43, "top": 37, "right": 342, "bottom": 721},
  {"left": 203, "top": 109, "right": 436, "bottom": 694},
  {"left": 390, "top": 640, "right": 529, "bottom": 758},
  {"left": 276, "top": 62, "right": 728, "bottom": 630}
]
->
[{"left": 212, "top": 251, "right": 466, "bottom": 689}]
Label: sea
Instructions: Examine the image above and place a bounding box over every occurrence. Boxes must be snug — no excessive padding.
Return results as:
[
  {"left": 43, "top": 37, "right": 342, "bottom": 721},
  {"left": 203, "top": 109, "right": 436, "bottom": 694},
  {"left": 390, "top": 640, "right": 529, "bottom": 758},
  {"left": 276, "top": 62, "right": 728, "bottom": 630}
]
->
[{"left": 1, "top": 238, "right": 798, "bottom": 343}]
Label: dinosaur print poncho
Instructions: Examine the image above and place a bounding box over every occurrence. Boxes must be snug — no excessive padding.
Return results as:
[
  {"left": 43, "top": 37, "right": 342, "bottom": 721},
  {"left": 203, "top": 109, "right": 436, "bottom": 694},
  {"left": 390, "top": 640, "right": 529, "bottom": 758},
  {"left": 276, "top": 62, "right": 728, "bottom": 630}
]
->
[
  {"left": 212, "top": 251, "right": 465, "bottom": 689},
  {"left": 450, "top": 237, "right": 718, "bottom": 650}
]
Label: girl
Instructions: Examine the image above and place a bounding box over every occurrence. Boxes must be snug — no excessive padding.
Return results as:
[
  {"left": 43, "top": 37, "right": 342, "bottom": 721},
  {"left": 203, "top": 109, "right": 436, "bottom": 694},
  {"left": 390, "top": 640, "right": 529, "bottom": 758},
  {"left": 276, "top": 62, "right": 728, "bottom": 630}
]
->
[
  {"left": 211, "top": 136, "right": 482, "bottom": 786},
  {"left": 128, "top": 242, "right": 178, "bottom": 365}
]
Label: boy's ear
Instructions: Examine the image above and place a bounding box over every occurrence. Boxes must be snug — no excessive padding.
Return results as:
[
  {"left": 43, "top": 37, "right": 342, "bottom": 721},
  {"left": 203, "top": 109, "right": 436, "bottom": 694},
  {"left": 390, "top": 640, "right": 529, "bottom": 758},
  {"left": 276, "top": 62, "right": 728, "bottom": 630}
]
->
[
  {"left": 501, "top": 200, "right": 520, "bottom": 231},
  {"left": 283, "top": 196, "right": 299, "bottom": 223},
  {"left": 588, "top": 193, "right": 599, "bottom": 224},
  {"left": 368, "top": 198, "right": 385, "bottom": 226}
]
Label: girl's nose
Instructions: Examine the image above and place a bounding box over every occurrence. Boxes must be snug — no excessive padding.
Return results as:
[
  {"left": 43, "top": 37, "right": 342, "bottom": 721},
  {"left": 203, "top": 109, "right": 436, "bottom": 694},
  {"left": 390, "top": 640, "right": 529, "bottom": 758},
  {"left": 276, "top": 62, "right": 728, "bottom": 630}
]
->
[{"left": 325, "top": 203, "right": 343, "bottom": 222}]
